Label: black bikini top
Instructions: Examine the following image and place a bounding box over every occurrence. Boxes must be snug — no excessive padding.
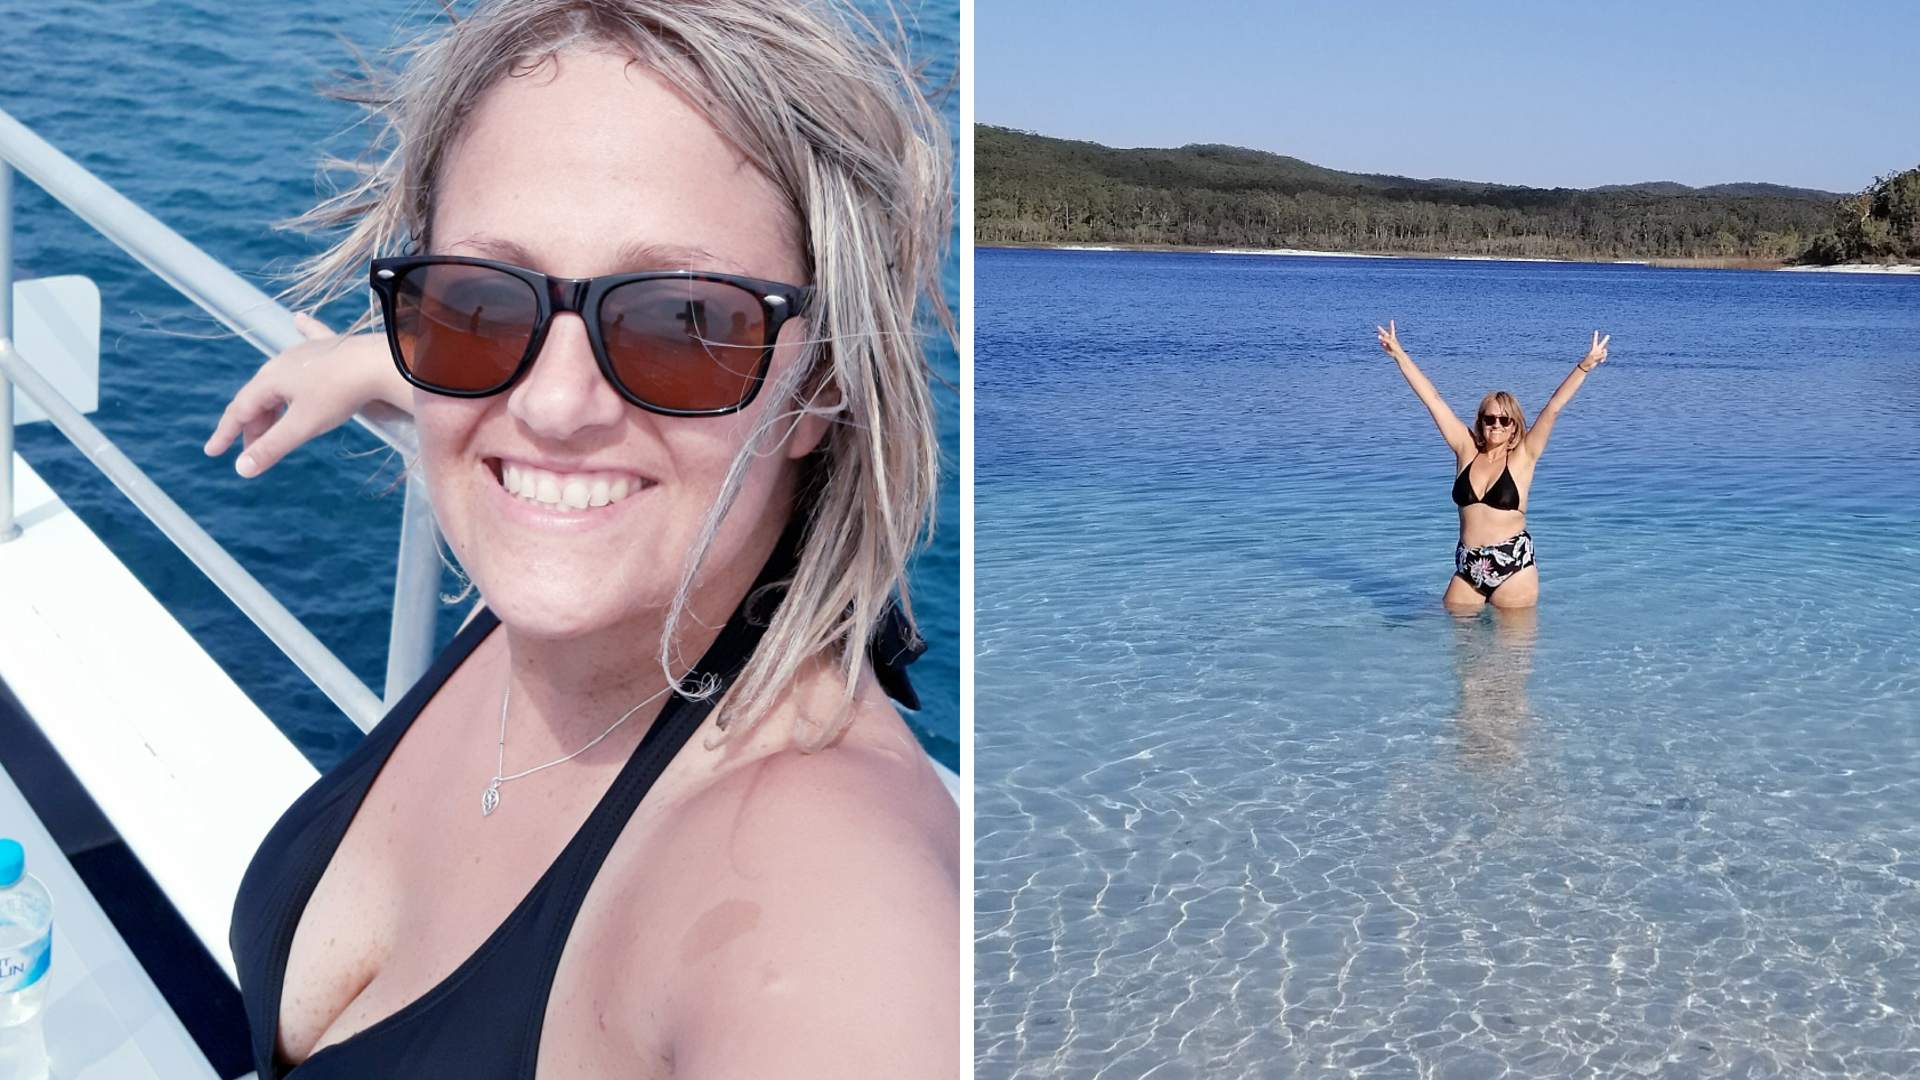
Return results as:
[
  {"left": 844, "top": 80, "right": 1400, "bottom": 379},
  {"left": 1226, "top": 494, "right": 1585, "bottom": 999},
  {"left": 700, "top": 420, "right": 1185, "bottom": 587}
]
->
[
  {"left": 230, "top": 520, "right": 923, "bottom": 1078},
  {"left": 1451, "top": 453, "right": 1522, "bottom": 511}
]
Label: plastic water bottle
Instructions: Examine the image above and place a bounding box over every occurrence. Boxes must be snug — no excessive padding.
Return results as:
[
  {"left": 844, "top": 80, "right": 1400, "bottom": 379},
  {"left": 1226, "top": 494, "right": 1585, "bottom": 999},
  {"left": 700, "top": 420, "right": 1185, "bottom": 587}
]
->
[{"left": 0, "top": 838, "right": 52, "bottom": 1080}]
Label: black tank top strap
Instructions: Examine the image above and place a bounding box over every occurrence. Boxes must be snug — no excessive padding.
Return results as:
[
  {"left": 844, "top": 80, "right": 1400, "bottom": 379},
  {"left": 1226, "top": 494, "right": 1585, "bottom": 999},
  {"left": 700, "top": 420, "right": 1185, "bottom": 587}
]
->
[
  {"left": 233, "top": 516, "right": 931, "bottom": 1076},
  {"left": 490, "top": 534, "right": 795, "bottom": 1073},
  {"left": 233, "top": 523, "right": 823, "bottom": 1078}
]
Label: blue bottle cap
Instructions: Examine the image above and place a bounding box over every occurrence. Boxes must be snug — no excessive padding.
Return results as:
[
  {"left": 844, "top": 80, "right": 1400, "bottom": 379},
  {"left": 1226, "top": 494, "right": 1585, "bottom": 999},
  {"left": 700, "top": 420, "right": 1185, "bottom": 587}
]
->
[{"left": 0, "top": 839, "right": 21, "bottom": 887}]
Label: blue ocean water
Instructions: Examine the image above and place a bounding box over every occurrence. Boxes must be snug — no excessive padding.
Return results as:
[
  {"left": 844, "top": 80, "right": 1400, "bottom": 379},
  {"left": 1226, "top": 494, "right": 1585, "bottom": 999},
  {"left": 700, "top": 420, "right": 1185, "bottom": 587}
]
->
[
  {"left": 0, "top": 0, "right": 957, "bottom": 769},
  {"left": 975, "top": 247, "right": 1920, "bottom": 1077}
]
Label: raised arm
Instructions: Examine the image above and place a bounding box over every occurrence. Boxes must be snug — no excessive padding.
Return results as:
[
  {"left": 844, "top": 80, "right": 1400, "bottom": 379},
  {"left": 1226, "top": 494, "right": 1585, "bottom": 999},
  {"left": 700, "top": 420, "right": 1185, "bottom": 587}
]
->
[
  {"left": 1377, "top": 320, "right": 1473, "bottom": 453},
  {"left": 1525, "top": 331, "right": 1608, "bottom": 458}
]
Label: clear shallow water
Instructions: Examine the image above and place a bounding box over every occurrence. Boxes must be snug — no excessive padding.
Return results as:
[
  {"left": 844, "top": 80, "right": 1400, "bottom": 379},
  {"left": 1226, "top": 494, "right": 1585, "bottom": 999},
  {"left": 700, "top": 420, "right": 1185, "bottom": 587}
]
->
[
  {"left": 975, "top": 248, "right": 1920, "bottom": 1077},
  {"left": 0, "top": 1, "right": 957, "bottom": 769}
]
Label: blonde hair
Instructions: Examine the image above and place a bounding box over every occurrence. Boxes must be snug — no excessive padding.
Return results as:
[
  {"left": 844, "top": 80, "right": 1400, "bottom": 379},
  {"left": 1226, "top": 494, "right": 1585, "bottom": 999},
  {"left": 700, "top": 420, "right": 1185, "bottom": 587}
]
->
[
  {"left": 1472, "top": 391, "right": 1527, "bottom": 452},
  {"left": 282, "top": 0, "right": 951, "bottom": 748}
]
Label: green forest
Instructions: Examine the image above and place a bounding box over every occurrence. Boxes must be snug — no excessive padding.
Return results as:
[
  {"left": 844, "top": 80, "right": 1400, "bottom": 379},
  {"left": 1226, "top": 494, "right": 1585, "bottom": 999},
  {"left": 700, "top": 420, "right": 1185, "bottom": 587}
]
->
[
  {"left": 1804, "top": 167, "right": 1920, "bottom": 263},
  {"left": 976, "top": 125, "right": 1918, "bottom": 266}
]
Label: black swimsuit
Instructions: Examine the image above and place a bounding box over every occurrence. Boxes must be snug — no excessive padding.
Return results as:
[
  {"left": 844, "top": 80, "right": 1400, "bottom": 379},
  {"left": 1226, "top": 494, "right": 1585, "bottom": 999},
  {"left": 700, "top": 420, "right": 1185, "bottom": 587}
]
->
[
  {"left": 229, "top": 531, "right": 919, "bottom": 1077},
  {"left": 1450, "top": 453, "right": 1534, "bottom": 596},
  {"left": 1450, "top": 453, "right": 1521, "bottom": 512}
]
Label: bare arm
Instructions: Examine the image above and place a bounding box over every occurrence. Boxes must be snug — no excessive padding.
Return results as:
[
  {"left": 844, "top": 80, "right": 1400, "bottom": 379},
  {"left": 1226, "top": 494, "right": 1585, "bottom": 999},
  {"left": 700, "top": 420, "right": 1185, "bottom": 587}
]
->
[
  {"left": 204, "top": 313, "right": 413, "bottom": 477},
  {"left": 1525, "top": 331, "right": 1608, "bottom": 458},
  {"left": 1377, "top": 320, "right": 1473, "bottom": 454},
  {"left": 664, "top": 740, "right": 959, "bottom": 1079}
]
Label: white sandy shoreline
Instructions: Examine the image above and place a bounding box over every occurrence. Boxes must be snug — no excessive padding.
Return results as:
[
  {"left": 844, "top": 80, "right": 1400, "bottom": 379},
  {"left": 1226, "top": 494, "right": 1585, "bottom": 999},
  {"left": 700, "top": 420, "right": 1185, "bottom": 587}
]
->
[
  {"left": 1018, "top": 244, "right": 1919, "bottom": 273},
  {"left": 1776, "top": 263, "right": 1920, "bottom": 274},
  {"left": 1211, "top": 248, "right": 1648, "bottom": 265},
  {"left": 1042, "top": 244, "right": 1645, "bottom": 265}
]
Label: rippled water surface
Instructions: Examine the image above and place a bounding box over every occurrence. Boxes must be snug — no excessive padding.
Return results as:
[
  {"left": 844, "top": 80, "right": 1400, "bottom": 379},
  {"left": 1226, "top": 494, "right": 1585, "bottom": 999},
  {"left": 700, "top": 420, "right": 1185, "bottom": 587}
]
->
[
  {"left": 976, "top": 248, "right": 1920, "bottom": 1077},
  {"left": 0, "top": 1, "right": 957, "bottom": 768}
]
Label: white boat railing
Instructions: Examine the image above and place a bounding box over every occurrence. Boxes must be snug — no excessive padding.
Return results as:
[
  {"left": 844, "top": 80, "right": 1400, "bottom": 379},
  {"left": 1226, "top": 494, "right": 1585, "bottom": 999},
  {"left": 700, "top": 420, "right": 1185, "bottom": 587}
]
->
[{"left": 0, "top": 105, "right": 439, "bottom": 730}]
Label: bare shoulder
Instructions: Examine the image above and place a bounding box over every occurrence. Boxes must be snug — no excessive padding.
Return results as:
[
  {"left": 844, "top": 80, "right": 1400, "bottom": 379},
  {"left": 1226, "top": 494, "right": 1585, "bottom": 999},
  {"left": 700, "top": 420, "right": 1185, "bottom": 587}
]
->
[{"left": 615, "top": 683, "right": 958, "bottom": 1078}]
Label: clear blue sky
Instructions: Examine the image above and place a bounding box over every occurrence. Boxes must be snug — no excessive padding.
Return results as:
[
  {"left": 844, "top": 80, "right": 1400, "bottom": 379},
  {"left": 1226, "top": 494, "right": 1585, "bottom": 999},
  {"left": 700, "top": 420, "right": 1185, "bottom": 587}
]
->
[{"left": 976, "top": 1, "right": 1916, "bottom": 193}]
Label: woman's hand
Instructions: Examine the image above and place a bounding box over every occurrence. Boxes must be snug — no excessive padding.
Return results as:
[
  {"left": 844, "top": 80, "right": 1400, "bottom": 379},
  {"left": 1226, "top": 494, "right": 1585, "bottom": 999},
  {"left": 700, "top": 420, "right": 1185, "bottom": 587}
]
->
[
  {"left": 204, "top": 313, "right": 408, "bottom": 477},
  {"left": 1376, "top": 319, "right": 1412, "bottom": 362},
  {"left": 1579, "top": 330, "right": 1610, "bottom": 372}
]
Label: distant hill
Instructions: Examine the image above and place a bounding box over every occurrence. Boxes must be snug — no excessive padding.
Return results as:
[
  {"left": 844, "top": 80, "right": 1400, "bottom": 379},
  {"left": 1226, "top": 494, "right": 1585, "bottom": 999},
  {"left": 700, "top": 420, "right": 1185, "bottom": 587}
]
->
[
  {"left": 976, "top": 125, "right": 1844, "bottom": 262},
  {"left": 1588, "top": 180, "right": 1839, "bottom": 200}
]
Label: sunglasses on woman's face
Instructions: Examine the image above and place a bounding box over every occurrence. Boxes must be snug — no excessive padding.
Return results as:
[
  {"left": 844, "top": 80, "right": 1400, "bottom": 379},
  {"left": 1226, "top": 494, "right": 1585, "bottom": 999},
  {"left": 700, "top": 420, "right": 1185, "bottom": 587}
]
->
[
  {"left": 1478, "top": 414, "right": 1513, "bottom": 428},
  {"left": 369, "top": 255, "right": 814, "bottom": 416}
]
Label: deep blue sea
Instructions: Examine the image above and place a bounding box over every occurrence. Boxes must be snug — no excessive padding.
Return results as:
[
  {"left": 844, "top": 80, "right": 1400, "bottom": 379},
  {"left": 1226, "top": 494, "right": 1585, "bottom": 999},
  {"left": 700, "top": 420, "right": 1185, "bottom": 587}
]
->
[
  {"left": 976, "top": 247, "right": 1920, "bottom": 1077},
  {"left": 0, "top": 0, "right": 957, "bottom": 770}
]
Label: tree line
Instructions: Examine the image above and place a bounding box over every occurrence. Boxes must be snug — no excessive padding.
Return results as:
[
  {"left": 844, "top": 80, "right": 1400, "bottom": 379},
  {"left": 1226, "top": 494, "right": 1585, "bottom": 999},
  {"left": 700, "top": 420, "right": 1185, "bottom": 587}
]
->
[
  {"left": 976, "top": 126, "right": 1911, "bottom": 265},
  {"left": 1803, "top": 167, "right": 1920, "bottom": 263}
]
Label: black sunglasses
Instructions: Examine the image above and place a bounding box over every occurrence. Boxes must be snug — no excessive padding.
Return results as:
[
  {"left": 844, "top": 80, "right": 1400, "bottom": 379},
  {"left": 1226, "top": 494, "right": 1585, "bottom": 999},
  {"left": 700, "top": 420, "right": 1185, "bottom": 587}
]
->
[
  {"left": 1478, "top": 414, "right": 1513, "bottom": 428},
  {"left": 369, "top": 255, "right": 814, "bottom": 416}
]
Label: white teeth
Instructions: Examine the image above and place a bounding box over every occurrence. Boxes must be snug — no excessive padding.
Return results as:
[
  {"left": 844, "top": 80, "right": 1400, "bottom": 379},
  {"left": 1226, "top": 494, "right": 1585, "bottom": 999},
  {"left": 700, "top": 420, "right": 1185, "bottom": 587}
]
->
[{"left": 495, "top": 463, "right": 643, "bottom": 512}]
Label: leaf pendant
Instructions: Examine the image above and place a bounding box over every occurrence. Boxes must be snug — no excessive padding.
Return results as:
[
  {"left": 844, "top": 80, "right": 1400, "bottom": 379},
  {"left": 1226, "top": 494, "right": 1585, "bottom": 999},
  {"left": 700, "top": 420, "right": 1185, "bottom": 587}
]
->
[{"left": 481, "top": 782, "right": 500, "bottom": 817}]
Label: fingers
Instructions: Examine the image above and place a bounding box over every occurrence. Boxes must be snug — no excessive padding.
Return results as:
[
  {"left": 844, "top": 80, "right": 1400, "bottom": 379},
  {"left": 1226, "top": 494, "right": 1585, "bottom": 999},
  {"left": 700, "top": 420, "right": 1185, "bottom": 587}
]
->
[
  {"left": 204, "top": 385, "right": 275, "bottom": 458},
  {"left": 204, "top": 402, "right": 244, "bottom": 457},
  {"left": 231, "top": 408, "right": 309, "bottom": 478},
  {"left": 205, "top": 314, "right": 333, "bottom": 475},
  {"left": 293, "top": 311, "right": 336, "bottom": 341},
  {"left": 205, "top": 377, "right": 290, "bottom": 476}
]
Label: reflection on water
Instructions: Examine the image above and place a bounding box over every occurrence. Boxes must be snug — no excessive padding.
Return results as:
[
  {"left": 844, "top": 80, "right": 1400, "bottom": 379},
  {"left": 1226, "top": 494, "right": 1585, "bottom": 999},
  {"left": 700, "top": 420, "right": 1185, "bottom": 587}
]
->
[
  {"left": 977, "top": 248, "right": 1920, "bottom": 1078},
  {"left": 1451, "top": 607, "right": 1537, "bottom": 771}
]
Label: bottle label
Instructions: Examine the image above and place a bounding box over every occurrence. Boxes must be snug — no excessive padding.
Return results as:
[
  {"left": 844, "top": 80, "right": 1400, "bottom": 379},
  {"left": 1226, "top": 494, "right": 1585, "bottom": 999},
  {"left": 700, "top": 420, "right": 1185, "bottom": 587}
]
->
[{"left": 0, "top": 934, "right": 49, "bottom": 993}]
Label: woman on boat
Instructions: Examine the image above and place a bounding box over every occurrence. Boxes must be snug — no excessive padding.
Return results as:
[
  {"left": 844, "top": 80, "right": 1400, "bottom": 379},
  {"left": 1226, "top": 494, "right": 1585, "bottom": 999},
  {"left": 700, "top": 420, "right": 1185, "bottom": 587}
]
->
[
  {"left": 204, "top": 2, "right": 956, "bottom": 1076},
  {"left": 1375, "top": 320, "right": 1608, "bottom": 610}
]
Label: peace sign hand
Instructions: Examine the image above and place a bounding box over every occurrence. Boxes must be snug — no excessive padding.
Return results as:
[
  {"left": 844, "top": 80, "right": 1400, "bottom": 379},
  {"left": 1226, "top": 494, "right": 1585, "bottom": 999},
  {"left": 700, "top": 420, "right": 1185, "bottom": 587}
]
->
[
  {"left": 1376, "top": 319, "right": 1411, "bottom": 362},
  {"left": 1581, "top": 331, "right": 1610, "bottom": 371}
]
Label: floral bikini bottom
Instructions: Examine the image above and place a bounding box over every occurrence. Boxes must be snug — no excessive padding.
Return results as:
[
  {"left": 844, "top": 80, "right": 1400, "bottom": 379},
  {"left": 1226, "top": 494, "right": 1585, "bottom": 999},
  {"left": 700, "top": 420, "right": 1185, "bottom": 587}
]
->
[{"left": 1454, "top": 530, "right": 1535, "bottom": 598}]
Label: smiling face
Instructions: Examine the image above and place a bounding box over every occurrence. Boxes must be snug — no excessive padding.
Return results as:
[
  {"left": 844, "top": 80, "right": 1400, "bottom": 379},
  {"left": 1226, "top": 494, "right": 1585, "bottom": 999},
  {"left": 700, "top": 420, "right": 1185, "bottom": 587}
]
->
[
  {"left": 1474, "top": 391, "right": 1526, "bottom": 452},
  {"left": 1476, "top": 406, "right": 1513, "bottom": 441},
  {"left": 416, "top": 49, "right": 823, "bottom": 642}
]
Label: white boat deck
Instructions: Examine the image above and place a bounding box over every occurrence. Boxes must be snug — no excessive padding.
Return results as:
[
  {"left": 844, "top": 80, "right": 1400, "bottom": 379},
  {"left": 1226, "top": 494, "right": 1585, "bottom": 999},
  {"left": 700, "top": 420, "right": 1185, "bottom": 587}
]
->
[
  {"left": 0, "top": 452, "right": 317, "bottom": 982},
  {"left": 0, "top": 761, "right": 223, "bottom": 1078}
]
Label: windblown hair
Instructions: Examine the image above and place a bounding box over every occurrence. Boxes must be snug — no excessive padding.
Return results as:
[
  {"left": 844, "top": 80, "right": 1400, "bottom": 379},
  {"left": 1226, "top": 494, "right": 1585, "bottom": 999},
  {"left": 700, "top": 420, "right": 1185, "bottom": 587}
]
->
[
  {"left": 282, "top": 0, "right": 951, "bottom": 749},
  {"left": 1472, "top": 391, "right": 1528, "bottom": 452}
]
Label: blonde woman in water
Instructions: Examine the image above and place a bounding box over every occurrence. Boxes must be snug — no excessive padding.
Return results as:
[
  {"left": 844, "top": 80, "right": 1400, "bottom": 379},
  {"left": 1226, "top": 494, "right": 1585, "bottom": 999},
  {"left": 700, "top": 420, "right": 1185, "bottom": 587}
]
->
[{"left": 1377, "top": 320, "right": 1609, "bottom": 610}]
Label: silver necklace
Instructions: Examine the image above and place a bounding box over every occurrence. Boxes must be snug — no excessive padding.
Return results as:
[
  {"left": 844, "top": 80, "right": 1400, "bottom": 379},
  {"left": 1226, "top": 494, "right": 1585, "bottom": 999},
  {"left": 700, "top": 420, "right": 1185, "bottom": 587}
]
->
[{"left": 481, "top": 681, "right": 673, "bottom": 817}]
